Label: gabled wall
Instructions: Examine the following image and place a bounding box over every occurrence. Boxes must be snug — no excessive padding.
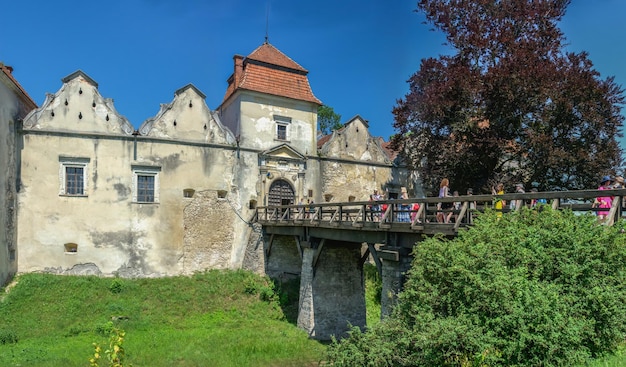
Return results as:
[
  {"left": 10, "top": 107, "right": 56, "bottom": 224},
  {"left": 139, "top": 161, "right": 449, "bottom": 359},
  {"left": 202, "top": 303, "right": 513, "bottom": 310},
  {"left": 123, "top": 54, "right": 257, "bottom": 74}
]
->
[
  {"left": 318, "top": 116, "right": 409, "bottom": 202},
  {"left": 23, "top": 71, "right": 133, "bottom": 135},
  {"left": 16, "top": 71, "right": 255, "bottom": 277}
]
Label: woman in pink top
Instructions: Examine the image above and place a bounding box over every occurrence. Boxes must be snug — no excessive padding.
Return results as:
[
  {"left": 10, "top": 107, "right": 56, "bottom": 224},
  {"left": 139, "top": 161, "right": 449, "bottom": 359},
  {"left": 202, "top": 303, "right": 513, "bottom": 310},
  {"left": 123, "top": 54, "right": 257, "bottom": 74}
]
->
[{"left": 596, "top": 175, "right": 613, "bottom": 222}]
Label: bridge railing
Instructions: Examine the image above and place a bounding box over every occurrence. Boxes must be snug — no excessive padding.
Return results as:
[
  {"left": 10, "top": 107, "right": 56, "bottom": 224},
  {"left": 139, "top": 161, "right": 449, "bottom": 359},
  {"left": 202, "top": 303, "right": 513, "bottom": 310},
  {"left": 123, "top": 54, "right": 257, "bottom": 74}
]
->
[{"left": 256, "top": 189, "right": 626, "bottom": 230}]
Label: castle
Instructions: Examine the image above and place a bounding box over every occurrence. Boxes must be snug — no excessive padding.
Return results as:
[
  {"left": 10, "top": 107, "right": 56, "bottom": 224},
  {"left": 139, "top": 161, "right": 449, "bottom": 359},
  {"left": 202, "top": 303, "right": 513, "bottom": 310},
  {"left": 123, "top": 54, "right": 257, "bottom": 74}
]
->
[{"left": 0, "top": 41, "right": 416, "bottom": 285}]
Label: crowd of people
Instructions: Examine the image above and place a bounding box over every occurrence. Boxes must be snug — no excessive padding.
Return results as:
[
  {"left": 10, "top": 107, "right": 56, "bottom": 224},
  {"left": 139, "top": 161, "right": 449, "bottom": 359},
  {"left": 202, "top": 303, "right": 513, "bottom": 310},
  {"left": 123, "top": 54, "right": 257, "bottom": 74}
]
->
[
  {"left": 290, "top": 175, "right": 625, "bottom": 224},
  {"left": 363, "top": 174, "right": 626, "bottom": 224}
]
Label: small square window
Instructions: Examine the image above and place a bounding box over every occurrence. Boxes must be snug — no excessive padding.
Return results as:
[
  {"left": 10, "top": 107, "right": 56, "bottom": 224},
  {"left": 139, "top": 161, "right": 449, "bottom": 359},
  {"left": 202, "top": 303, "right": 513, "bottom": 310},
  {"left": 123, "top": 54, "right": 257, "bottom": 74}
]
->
[
  {"left": 132, "top": 166, "right": 160, "bottom": 203},
  {"left": 277, "top": 124, "right": 287, "bottom": 140},
  {"left": 59, "top": 157, "right": 89, "bottom": 196},
  {"left": 274, "top": 115, "right": 291, "bottom": 141},
  {"left": 64, "top": 243, "right": 78, "bottom": 253}
]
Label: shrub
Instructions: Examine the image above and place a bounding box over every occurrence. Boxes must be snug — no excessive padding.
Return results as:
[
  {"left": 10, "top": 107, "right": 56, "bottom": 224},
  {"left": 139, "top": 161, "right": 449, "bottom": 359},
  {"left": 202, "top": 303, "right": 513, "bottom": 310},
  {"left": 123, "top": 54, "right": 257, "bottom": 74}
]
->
[
  {"left": 90, "top": 324, "right": 130, "bottom": 367},
  {"left": 327, "top": 208, "right": 626, "bottom": 366},
  {"left": 109, "top": 279, "right": 124, "bottom": 294},
  {"left": 0, "top": 329, "right": 18, "bottom": 345},
  {"left": 243, "top": 275, "right": 278, "bottom": 303}
]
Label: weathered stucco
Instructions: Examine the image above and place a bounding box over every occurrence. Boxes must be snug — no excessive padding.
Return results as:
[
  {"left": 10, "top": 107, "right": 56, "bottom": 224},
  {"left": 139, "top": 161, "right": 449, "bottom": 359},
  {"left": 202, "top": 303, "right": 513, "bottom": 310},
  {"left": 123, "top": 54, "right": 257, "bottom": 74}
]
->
[
  {"left": 318, "top": 116, "right": 410, "bottom": 202},
  {"left": 0, "top": 81, "right": 17, "bottom": 285},
  {"left": 17, "top": 72, "right": 249, "bottom": 277},
  {"left": 14, "top": 64, "right": 415, "bottom": 280}
]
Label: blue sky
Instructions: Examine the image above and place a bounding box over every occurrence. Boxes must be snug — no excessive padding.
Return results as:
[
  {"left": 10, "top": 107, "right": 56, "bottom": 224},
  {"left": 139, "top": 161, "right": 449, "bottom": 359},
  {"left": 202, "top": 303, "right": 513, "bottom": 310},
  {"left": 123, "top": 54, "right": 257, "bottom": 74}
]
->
[{"left": 1, "top": 0, "right": 624, "bottom": 145}]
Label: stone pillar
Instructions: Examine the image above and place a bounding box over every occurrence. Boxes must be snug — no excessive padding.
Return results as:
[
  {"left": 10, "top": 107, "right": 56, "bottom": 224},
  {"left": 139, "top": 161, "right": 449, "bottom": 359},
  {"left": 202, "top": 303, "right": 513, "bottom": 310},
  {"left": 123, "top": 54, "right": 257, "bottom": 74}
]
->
[
  {"left": 379, "top": 248, "right": 412, "bottom": 318},
  {"left": 380, "top": 258, "right": 403, "bottom": 318},
  {"left": 297, "top": 241, "right": 366, "bottom": 340},
  {"left": 297, "top": 246, "right": 315, "bottom": 336}
]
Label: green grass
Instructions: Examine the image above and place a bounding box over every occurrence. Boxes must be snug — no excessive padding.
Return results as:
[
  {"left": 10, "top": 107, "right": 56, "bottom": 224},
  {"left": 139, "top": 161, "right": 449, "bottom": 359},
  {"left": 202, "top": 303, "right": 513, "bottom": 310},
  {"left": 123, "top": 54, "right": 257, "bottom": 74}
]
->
[
  {"left": 364, "top": 263, "right": 382, "bottom": 328},
  {"left": 3, "top": 267, "right": 622, "bottom": 366},
  {"left": 0, "top": 270, "right": 326, "bottom": 367}
]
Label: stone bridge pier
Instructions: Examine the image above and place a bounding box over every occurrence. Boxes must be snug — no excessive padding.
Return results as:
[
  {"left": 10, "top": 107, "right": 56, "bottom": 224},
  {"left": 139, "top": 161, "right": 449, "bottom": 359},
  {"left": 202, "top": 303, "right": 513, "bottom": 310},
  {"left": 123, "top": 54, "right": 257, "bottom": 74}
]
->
[
  {"left": 263, "top": 234, "right": 413, "bottom": 340},
  {"left": 297, "top": 240, "right": 366, "bottom": 339}
]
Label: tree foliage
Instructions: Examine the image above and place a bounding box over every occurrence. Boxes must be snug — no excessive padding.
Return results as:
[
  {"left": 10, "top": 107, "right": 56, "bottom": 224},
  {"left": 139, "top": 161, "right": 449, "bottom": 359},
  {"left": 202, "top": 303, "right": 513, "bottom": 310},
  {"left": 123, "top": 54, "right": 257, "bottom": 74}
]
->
[
  {"left": 318, "top": 105, "right": 343, "bottom": 135},
  {"left": 326, "top": 209, "right": 626, "bottom": 366},
  {"left": 392, "top": 0, "right": 624, "bottom": 194}
]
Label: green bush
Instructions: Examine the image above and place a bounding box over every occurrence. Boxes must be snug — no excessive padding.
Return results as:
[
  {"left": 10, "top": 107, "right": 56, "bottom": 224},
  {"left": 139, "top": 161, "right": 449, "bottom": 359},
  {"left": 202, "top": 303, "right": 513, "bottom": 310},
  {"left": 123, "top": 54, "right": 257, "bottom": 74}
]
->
[
  {"left": 109, "top": 278, "right": 124, "bottom": 294},
  {"left": 327, "top": 208, "right": 626, "bottom": 366},
  {"left": 0, "top": 329, "right": 18, "bottom": 345}
]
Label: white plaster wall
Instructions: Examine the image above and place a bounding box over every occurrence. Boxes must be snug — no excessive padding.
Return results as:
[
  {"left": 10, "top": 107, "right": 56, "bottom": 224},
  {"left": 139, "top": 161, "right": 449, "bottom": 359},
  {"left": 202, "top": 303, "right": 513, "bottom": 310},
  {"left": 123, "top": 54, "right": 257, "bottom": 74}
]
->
[
  {"left": 23, "top": 75, "right": 133, "bottom": 135},
  {"left": 17, "top": 132, "right": 244, "bottom": 277},
  {"left": 237, "top": 92, "right": 317, "bottom": 155},
  {"left": 318, "top": 117, "right": 402, "bottom": 202}
]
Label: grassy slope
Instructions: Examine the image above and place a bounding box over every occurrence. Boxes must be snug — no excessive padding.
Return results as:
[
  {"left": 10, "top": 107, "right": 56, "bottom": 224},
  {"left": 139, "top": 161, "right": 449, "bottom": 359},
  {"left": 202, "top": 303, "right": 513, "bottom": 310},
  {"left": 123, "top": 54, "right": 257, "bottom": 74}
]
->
[
  {"left": 0, "top": 270, "right": 326, "bottom": 367},
  {"left": 3, "top": 266, "right": 621, "bottom": 366}
]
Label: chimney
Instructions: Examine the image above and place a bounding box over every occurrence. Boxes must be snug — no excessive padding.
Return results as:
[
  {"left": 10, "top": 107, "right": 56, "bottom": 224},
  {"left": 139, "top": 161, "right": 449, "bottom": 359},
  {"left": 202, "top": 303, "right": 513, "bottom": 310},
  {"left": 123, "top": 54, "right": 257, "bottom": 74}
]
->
[
  {"left": 233, "top": 55, "right": 244, "bottom": 87},
  {"left": 0, "top": 63, "right": 13, "bottom": 74}
]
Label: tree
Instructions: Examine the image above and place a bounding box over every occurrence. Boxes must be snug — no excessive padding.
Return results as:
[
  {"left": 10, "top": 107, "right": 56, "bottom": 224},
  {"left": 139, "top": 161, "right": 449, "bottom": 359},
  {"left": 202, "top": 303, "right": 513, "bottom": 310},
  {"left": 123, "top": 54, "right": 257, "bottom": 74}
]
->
[
  {"left": 318, "top": 105, "right": 343, "bottom": 135},
  {"left": 392, "top": 0, "right": 624, "bottom": 194},
  {"left": 326, "top": 209, "right": 626, "bottom": 366}
]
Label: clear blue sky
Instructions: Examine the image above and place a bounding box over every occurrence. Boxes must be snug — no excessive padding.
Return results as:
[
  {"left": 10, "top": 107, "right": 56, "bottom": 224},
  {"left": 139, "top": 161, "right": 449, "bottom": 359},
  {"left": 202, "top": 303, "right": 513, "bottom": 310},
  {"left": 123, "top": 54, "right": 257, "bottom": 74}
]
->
[{"left": 1, "top": 0, "right": 624, "bottom": 145}]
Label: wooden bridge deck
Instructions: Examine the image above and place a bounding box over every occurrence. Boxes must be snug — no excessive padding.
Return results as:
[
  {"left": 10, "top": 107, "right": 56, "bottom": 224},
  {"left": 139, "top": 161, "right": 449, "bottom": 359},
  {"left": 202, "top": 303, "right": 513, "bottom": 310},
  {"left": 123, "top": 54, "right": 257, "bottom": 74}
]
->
[{"left": 256, "top": 189, "right": 626, "bottom": 239}]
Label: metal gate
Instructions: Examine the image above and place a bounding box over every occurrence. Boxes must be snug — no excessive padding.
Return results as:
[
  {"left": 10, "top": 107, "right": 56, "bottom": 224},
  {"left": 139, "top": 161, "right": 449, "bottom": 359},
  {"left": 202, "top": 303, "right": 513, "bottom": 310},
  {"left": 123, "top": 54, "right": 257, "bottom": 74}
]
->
[{"left": 268, "top": 179, "right": 295, "bottom": 206}]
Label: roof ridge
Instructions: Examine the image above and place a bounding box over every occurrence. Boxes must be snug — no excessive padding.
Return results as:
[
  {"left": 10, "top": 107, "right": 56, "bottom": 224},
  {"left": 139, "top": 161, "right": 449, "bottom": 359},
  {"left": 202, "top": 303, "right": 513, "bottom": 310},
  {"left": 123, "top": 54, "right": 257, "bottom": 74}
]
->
[{"left": 246, "top": 42, "right": 307, "bottom": 73}]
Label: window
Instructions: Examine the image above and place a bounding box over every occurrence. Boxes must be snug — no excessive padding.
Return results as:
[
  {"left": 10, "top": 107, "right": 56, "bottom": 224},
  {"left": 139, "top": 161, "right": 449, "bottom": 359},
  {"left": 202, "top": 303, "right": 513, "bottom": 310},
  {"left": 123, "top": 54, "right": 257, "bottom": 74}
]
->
[
  {"left": 277, "top": 124, "right": 287, "bottom": 140},
  {"left": 274, "top": 115, "right": 291, "bottom": 141},
  {"left": 137, "top": 175, "right": 155, "bottom": 202},
  {"left": 132, "top": 166, "right": 160, "bottom": 203},
  {"left": 59, "top": 157, "right": 89, "bottom": 196},
  {"left": 64, "top": 243, "right": 78, "bottom": 253}
]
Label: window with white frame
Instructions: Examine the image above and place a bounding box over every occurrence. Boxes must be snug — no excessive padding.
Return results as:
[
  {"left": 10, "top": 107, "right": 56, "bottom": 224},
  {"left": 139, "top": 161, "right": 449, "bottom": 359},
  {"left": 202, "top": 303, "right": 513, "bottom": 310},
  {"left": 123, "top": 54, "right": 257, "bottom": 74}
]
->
[
  {"left": 132, "top": 166, "right": 160, "bottom": 203},
  {"left": 59, "top": 157, "right": 89, "bottom": 196},
  {"left": 274, "top": 115, "right": 291, "bottom": 141}
]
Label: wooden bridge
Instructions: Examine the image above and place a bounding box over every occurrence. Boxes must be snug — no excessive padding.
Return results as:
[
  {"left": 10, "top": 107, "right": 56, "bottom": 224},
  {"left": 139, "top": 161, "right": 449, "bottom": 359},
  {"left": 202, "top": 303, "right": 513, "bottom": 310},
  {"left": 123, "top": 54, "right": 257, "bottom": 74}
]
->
[
  {"left": 253, "top": 188, "right": 625, "bottom": 340},
  {"left": 257, "top": 188, "right": 625, "bottom": 233}
]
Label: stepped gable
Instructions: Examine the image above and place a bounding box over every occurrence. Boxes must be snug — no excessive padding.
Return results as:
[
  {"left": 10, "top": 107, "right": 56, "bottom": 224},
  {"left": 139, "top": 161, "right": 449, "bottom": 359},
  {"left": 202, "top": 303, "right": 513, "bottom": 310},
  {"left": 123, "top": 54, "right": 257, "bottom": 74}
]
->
[{"left": 222, "top": 41, "right": 322, "bottom": 105}]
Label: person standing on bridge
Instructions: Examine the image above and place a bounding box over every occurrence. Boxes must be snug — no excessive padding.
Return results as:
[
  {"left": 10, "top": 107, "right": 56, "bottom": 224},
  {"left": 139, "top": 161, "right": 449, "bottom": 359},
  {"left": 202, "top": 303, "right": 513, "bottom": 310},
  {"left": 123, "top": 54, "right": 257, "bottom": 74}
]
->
[
  {"left": 371, "top": 189, "right": 382, "bottom": 221},
  {"left": 398, "top": 187, "right": 410, "bottom": 222},
  {"left": 466, "top": 188, "right": 477, "bottom": 224},
  {"left": 492, "top": 183, "right": 506, "bottom": 217},
  {"left": 595, "top": 176, "right": 613, "bottom": 223},
  {"left": 437, "top": 178, "right": 453, "bottom": 223}
]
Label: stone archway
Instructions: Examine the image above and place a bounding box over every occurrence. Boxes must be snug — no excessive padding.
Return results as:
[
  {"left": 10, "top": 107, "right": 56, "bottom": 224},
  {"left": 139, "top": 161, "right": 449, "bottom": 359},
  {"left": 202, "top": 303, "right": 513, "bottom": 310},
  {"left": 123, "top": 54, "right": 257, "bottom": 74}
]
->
[{"left": 268, "top": 179, "right": 295, "bottom": 206}]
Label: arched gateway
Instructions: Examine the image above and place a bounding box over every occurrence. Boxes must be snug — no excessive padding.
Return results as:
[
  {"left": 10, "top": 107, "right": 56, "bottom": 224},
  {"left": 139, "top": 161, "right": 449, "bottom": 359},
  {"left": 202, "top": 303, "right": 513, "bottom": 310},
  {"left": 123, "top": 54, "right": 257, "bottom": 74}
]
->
[{"left": 267, "top": 179, "right": 295, "bottom": 206}]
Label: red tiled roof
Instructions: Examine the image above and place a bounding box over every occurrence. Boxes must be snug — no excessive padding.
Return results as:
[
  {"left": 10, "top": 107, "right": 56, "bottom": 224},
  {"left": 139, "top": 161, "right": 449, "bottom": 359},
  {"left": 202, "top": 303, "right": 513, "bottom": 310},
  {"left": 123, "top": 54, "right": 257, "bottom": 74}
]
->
[
  {"left": 317, "top": 133, "right": 333, "bottom": 149},
  {"left": 222, "top": 42, "right": 322, "bottom": 105},
  {"left": 380, "top": 140, "right": 399, "bottom": 161},
  {"left": 247, "top": 42, "right": 307, "bottom": 72}
]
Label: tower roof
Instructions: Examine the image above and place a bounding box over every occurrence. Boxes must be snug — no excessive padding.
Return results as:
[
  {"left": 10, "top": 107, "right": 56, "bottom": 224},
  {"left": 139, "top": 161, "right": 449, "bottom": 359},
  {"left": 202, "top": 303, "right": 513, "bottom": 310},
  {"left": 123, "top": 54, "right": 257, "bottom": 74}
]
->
[{"left": 222, "top": 42, "right": 322, "bottom": 105}]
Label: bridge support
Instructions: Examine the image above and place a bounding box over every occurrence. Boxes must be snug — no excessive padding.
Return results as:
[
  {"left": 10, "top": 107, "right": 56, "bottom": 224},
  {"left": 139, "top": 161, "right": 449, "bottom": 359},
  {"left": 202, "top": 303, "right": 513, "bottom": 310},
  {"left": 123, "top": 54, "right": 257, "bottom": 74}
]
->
[
  {"left": 378, "top": 247, "right": 412, "bottom": 318},
  {"left": 297, "top": 240, "right": 366, "bottom": 340}
]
